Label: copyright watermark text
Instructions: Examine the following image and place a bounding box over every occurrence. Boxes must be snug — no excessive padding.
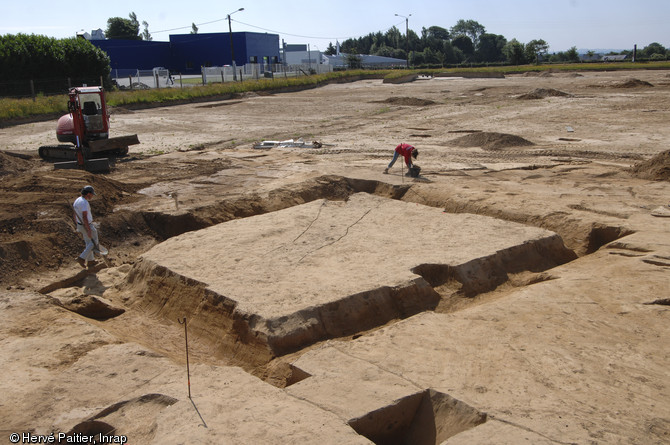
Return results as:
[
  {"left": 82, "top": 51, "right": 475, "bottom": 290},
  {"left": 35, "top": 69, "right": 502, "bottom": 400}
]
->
[{"left": 8, "top": 432, "right": 127, "bottom": 444}]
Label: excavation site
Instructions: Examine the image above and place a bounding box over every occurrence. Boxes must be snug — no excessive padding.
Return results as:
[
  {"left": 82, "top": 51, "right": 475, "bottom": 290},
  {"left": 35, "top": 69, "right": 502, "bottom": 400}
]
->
[{"left": 1, "top": 70, "right": 669, "bottom": 444}]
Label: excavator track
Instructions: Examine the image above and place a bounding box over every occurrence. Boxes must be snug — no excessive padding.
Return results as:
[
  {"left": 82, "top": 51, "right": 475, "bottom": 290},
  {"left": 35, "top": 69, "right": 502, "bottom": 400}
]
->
[
  {"left": 38, "top": 145, "right": 79, "bottom": 161},
  {"left": 39, "top": 144, "right": 111, "bottom": 172},
  {"left": 38, "top": 143, "right": 129, "bottom": 161}
]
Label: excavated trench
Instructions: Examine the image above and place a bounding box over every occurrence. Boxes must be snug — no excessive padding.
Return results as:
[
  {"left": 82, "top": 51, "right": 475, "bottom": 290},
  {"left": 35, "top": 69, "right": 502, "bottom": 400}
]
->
[
  {"left": 40, "top": 174, "right": 636, "bottom": 443},
  {"left": 348, "top": 389, "right": 487, "bottom": 445},
  {"left": 45, "top": 175, "right": 634, "bottom": 364},
  {"left": 100, "top": 175, "right": 630, "bottom": 255},
  {"left": 99, "top": 176, "right": 410, "bottom": 242}
]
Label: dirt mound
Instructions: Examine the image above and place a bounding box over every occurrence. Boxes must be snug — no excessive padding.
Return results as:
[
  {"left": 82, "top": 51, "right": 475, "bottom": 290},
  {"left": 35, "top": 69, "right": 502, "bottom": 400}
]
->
[
  {"left": 0, "top": 169, "right": 139, "bottom": 212},
  {"left": 0, "top": 168, "right": 142, "bottom": 283},
  {"left": 376, "top": 97, "right": 438, "bottom": 106},
  {"left": 450, "top": 132, "right": 535, "bottom": 150},
  {"left": 612, "top": 78, "right": 654, "bottom": 88},
  {"left": 0, "top": 151, "right": 35, "bottom": 177},
  {"left": 628, "top": 149, "right": 670, "bottom": 181},
  {"left": 518, "top": 88, "right": 573, "bottom": 100}
]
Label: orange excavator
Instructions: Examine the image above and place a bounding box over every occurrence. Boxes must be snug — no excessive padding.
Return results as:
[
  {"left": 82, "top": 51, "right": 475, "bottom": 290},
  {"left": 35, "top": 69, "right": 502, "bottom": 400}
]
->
[{"left": 38, "top": 86, "right": 139, "bottom": 173}]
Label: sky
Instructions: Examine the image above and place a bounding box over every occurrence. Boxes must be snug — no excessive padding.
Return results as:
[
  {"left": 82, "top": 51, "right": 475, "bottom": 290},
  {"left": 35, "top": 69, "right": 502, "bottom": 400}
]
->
[{"left": 2, "top": 0, "right": 669, "bottom": 53}]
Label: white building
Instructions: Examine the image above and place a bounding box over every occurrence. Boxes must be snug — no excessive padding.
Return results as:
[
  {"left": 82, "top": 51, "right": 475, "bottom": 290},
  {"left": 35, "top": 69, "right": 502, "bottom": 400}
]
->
[
  {"left": 282, "top": 44, "right": 325, "bottom": 66},
  {"left": 77, "top": 29, "right": 105, "bottom": 40},
  {"left": 323, "top": 54, "right": 407, "bottom": 68}
]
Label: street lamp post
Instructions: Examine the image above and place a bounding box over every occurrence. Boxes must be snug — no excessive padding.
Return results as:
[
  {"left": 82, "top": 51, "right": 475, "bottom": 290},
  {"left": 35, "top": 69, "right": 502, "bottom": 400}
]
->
[
  {"left": 227, "top": 8, "right": 244, "bottom": 81},
  {"left": 394, "top": 13, "right": 411, "bottom": 69}
]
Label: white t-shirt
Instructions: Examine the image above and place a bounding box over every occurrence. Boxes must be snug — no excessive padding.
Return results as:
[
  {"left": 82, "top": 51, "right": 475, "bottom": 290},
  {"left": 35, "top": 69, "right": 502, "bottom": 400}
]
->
[{"left": 73, "top": 196, "right": 92, "bottom": 224}]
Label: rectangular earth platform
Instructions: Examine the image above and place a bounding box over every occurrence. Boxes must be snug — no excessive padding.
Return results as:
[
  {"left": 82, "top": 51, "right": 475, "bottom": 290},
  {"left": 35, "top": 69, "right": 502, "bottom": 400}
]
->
[{"left": 123, "top": 193, "right": 575, "bottom": 360}]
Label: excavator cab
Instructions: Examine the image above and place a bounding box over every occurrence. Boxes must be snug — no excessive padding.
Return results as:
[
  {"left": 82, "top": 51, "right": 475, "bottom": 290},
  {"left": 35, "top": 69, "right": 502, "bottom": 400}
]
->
[
  {"left": 59, "top": 87, "right": 110, "bottom": 143},
  {"left": 78, "top": 90, "right": 108, "bottom": 137},
  {"left": 82, "top": 100, "right": 104, "bottom": 132}
]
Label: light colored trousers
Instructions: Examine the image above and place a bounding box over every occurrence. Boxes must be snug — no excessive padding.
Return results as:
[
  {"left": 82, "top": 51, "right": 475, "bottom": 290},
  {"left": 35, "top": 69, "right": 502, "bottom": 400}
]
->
[{"left": 77, "top": 224, "right": 99, "bottom": 261}]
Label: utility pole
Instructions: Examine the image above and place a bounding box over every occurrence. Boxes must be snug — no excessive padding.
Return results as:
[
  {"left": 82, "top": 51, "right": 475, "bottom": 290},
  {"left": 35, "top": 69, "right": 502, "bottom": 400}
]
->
[
  {"left": 308, "top": 44, "right": 312, "bottom": 73},
  {"left": 227, "top": 8, "right": 244, "bottom": 81},
  {"left": 395, "top": 13, "right": 411, "bottom": 69}
]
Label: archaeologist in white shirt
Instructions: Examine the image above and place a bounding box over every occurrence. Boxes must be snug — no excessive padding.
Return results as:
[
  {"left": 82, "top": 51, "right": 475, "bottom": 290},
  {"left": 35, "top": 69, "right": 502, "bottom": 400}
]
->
[{"left": 73, "top": 185, "right": 100, "bottom": 268}]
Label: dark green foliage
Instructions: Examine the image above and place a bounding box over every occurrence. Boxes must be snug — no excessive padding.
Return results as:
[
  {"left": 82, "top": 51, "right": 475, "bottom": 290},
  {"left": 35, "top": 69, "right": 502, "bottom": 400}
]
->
[
  {"left": 476, "top": 34, "right": 507, "bottom": 63},
  {"left": 565, "top": 47, "right": 580, "bottom": 62},
  {"left": 0, "top": 34, "right": 111, "bottom": 96},
  {"left": 340, "top": 26, "right": 422, "bottom": 56},
  {"left": 424, "top": 26, "right": 450, "bottom": 42},
  {"left": 337, "top": 19, "right": 506, "bottom": 66},
  {"left": 548, "top": 47, "right": 580, "bottom": 63},
  {"left": 106, "top": 16, "right": 141, "bottom": 40},
  {"left": 503, "top": 39, "right": 526, "bottom": 65},
  {"left": 345, "top": 54, "right": 363, "bottom": 69},
  {"left": 641, "top": 42, "right": 668, "bottom": 59},
  {"left": 335, "top": 18, "right": 668, "bottom": 67},
  {"left": 450, "top": 19, "right": 487, "bottom": 47},
  {"left": 452, "top": 35, "right": 474, "bottom": 57},
  {"left": 525, "top": 39, "right": 549, "bottom": 64},
  {"left": 324, "top": 42, "right": 336, "bottom": 56}
]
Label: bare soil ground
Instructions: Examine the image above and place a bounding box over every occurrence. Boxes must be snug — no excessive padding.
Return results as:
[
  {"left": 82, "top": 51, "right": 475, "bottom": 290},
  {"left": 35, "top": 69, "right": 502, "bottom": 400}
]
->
[{"left": 0, "top": 69, "right": 669, "bottom": 444}]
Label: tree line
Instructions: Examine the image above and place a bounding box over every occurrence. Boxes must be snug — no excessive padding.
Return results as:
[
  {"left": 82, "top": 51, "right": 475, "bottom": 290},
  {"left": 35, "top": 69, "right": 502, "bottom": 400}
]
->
[
  {"left": 94, "top": 13, "right": 670, "bottom": 67},
  {"left": 2, "top": 14, "right": 668, "bottom": 97},
  {"left": 326, "top": 19, "right": 669, "bottom": 67}
]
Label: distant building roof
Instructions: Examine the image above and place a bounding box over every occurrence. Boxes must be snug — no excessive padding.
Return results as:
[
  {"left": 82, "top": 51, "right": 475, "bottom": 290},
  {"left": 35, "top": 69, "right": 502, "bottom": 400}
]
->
[
  {"left": 324, "top": 54, "right": 406, "bottom": 68},
  {"left": 602, "top": 55, "right": 628, "bottom": 62},
  {"left": 285, "top": 44, "right": 307, "bottom": 52},
  {"left": 579, "top": 53, "right": 603, "bottom": 62},
  {"left": 77, "top": 29, "right": 105, "bottom": 40}
]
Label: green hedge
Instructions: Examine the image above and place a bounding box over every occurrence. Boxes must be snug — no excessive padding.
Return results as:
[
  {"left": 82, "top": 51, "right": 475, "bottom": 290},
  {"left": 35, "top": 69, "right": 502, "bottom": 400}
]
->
[{"left": 0, "top": 34, "right": 111, "bottom": 95}]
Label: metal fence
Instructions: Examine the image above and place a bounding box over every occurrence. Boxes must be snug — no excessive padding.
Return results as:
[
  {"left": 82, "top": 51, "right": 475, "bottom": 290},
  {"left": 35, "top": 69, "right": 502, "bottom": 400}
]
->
[
  {"left": 196, "top": 63, "right": 334, "bottom": 85},
  {"left": 108, "top": 63, "right": 335, "bottom": 89},
  {"left": 0, "top": 76, "right": 107, "bottom": 99},
  {"left": 113, "top": 68, "right": 172, "bottom": 89},
  {"left": 0, "top": 63, "right": 336, "bottom": 98},
  {"left": 111, "top": 63, "right": 334, "bottom": 89}
]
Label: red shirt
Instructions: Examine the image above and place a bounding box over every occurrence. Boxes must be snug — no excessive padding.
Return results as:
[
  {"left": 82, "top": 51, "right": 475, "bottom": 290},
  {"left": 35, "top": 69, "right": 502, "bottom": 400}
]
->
[{"left": 395, "top": 143, "right": 415, "bottom": 166}]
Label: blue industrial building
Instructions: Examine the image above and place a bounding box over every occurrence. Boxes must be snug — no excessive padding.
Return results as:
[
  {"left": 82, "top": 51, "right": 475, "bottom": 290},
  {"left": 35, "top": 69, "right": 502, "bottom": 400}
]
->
[
  {"left": 94, "top": 39, "right": 171, "bottom": 77},
  {"left": 170, "top": 32, "right": 280, "bottom": 73},
  {"left": 92, "top": 32, "right": 280, "bottom": 77}
]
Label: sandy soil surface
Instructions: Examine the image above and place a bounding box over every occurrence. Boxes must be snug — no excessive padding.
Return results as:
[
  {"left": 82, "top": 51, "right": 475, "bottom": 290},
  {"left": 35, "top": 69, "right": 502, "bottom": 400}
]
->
[{"left": 0, "top": 69, "right": 669, "bottom": 444}]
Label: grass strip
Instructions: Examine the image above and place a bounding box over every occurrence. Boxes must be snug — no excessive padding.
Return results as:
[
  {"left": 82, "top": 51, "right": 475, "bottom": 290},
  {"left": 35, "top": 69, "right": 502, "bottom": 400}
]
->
[{"left": 2, "top": 62, "right": 669, "bottom": 122}]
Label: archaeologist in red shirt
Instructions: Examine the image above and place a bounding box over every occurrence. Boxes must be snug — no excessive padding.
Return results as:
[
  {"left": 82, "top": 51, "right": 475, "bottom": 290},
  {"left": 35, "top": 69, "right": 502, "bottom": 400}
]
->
[{"left": 384, "top": 143, "right": 420, "bottom": 176}]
